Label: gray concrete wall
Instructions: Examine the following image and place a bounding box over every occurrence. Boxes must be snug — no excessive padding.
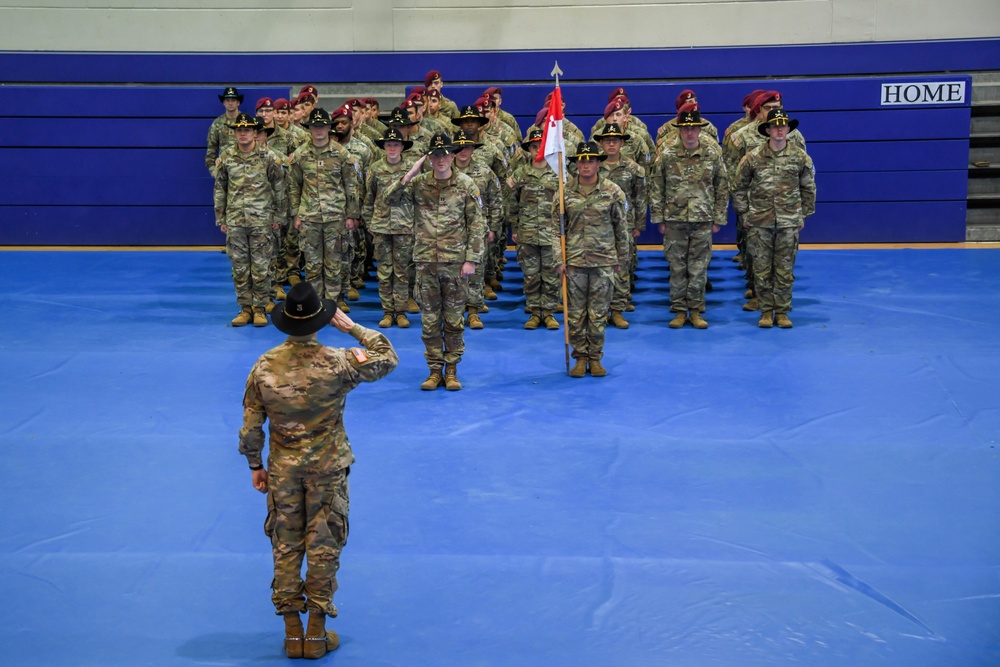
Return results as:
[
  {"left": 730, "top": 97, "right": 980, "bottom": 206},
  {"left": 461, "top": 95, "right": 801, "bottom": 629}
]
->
[{"left": 1, "top": 0, "right": 997, "bottom": 52}]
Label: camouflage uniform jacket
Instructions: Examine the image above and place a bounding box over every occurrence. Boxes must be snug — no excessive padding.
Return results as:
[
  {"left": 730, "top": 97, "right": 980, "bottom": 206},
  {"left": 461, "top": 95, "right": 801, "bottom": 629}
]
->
[
  {"left": 455, "top": 159, "right": 503, "bottom": 236},
  {"left": 289, "top": 140, "right": 362, "bottom": 224},
  {"left": 650, "top": 137, "right": 729, "bottom": 226},
  {"left": 266, "top": 144, "right": 294, "bottom": 224},
  {"left": 384, "top": 170, "right": 486, "bottom": 265},
  {"left": 239, "top": 324, "right": 399, "bottom": 475},
  {"left": 508, "top": 162, "right": 559, "bottom": 246},
  {"left": 497, "top": 108, "right": 522, "bottom": 141},
  {"left": 656, "top": 117, "right": 720, "bottom": 146},
  {"left": 206, "top": 113, "right": 237, "bottom": 173},
  {"left": 422, "top": 114, "right": 450, "bottom": 136},
  {"left": 214, "top": 143, "right": 287, "bottom": 228},
  {"left": 356, "top": 122, "right": 382, "bottom": 145},
  {"left": 555, "top": 176, "right": 630, "bottom": 268},
  {"left": 265, "top": 125, "right": 298, "bottom": 162},
  {"left": 439, "top": 96, "right": 460, "bottom": 119},
  {"left": 472, "top": 138, "right": 510, "bottom": 183},
  {"left": 723, "top": 116, "right": 752, "bottom": 144},
  {"left": 731, "top": 142, "right": 816, "bottom": 229},
  {"left": 726, "top": 120, "right": 806, "bottom": 184},
  {"left": 342, "top": 135, "right": 373, "bottom": 206},
  {"left": 363, "top": 156, "right": 417, "bottom": 235},
  {"left": 599, "top": 157, "right": 648, "bottom": 233},
  {"left": 408, "top": 123, "right": 436, "bottom": 156},
  {"left": 284, "top": 123, "right": 311, "bottom": 149}
]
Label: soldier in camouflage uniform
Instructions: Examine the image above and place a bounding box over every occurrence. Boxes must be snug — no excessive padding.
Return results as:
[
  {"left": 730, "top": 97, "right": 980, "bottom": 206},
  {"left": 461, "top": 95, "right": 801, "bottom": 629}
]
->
[
  {"left": 555, "top": 142, "right": 630, "bottom": 378},
  {"left": 721, "top": 90, "right": 763, "bottom": 266},
  {"left": 650, "top": 106, "right": 728, "bottom": 329},
  {"left": 425, "top": 69, "right": 460, "bottom": 119},
  {"left": 483, "top": 87, "right": 522, "bottom": 141},
  {"left": 330, "top": 104, "right": 372, "bottom": 303},
  {"left": 509, "top": 129, "right": 561, "bottom": 330},
  {"left": 452, "top": 129, "right": 503, "bottom": 330},
  {"left": 732, "top": 109, "right": 816, "bottom": 328},
  {"left": 384, "top": 133, "right": 486, "bottom": 391},
  {"left": 215, "top": 113, "right": 286, "bottom": 327},
  {"left": 288, "top": 108, "right": 363, "bottom": 312},
  {"left": 363, "top": 127, "right": 418, "bottom": 328},
  {"left": 656, "top": 90, "right": 720, "bottom": 149},
  {"left": 252, "top": 115, "right": 291, "bottom": 305},
  {"left": 595, "top": 123, "right": 647, "bottom": 329},
  {"left": 593, "top": 94, "right": 655, "bottom": 174},
  {"left": 240, "top": 281, "right": 398, "bottom": 660},
  {"left": 206, "top": 86, "right": 242, "bottom": 177}
]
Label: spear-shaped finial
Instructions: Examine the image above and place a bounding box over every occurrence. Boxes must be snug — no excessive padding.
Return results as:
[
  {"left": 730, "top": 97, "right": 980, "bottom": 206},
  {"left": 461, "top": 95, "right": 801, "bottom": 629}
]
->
[{"left": 550, "top": 61, "right": 563, "bottom": 87}]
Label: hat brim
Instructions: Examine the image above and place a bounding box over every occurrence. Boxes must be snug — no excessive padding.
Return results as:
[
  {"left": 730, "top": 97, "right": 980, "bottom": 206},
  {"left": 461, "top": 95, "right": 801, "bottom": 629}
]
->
[
  {"left": 758, "top": 118, "right": 799, "bottom": 137},
  {"left": 381, "top": 114, "right": 416, "bottom": 126},
  {"left": 521, "top": 138, "right": 542, "bottom": 150},
  {"left": 427, "top": 147, "right": 456, "bottom": 156},
  {"left": 375, "top": 138, "right": 414, "bottom": 150},
  {"left": 220, "top": 95, "right": 244, "bottom": 103},
  {"left": 595, "top": 132, "right": 631, "bottom": 142},
  {"left": 271, "top": 298, "right": 338, "bottom": 336},
  {"left": 302, "top": 120, "right": 332, "bottom": 128},
  {"left": 227, "top": 123, "right": 256, "bottom": 130},
  {"left": 452, "top": 142, "right": 482, "bottom": 151},
  {"left": 568, "top": 153, "right": 607, "bottom": 163},
  {"left": 675, "top": 121, "right": 709, "bottom": 128},
  {"left": 451, "top": 116, "right": 488, "bottom": 127}
]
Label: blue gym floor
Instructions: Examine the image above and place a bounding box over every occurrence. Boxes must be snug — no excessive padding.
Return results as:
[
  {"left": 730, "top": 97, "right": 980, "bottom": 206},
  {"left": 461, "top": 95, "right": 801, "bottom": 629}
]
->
[{"left": 2, "top": 247, "right": 999, "bottom": 666}]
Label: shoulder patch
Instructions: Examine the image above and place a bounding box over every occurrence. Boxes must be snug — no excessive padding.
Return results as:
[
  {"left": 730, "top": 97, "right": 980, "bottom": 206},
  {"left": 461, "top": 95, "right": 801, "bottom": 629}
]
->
[{"left": 350, "top": 347, "right": 370, "bottom": 364}]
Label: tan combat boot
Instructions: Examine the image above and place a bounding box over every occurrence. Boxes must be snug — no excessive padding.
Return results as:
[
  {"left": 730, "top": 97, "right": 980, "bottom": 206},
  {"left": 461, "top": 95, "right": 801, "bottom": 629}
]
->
[
  {"left": 231, "top": 307, "right": 252, "bottom": 327},
  {"left": 467, "top": 308, "right": 484, "bottom": 330},
  {"left": 543, "top": 311, "right": 560, "bottom": 330},
  {"left": 524, "top": 311, "right": 542, "bottom": 330},
  {"left": 484, "top": 283, "right": 498, "bottom": 300},
  {"left": 265, "top": 300, "right": 276, "bottom": 314},
  {"left": 406, "top": 296, "right": 420, "bottom": 314},
  {"left": 758, "top": 311, "right": 774, "bottom": 328},
  {"left": 569, "top": 358, "right": 588, "bottom": 378},
  {"left": 283, "top": 612, "right": 304, "bottom": 659},
  {"left": 688, "top": 311, "right": 708, "bottom": 329},
  {"left": 274, "top": 284, "right": 287, "bottom": 300},
  {"left": 743, "top": 297, "right": 758, "bottom": 312},
  {"left": 421, "top": 369, "right": 443, "bottom": 391},
  {"left": 744, "top": 288, "right": 754, "bottom": 299},
  {"left": 444, "top": 363, "right": 462, "bottom": 391},
  {"left": 395, "top": 312, "right": 411, "bottom": 328},
  {"left": 346, "top": 286, "right": 360, "bottom": 301},
  {"left": 668, "top": 311, "right": 687, "bottom": 329},
  {"left": 489, "top": 277, "right": 503, "bottom": 292},
  {"left": 610, "top": 311, "right": 629, "bottom": 329},
  {"left": 775, "top": 313, "right": 793, "bottom": 328},
  {"left": 252, "top": 308, "right": 268, "bottom": 327},
  {"left": 336, "top": 297, "right": 350, "bottom": 313},
  {"left": 589, "top": 359, "right": 607, "bottom": 377},
  {"left": 288, "top": 273, "right": 301, "bottom": 285},
  {"left": 303, "top": 612, "right": 327, "bottom": 659},
  {"left": 378, "top": 312, "right": 394, "bottom": 328},
  {"left": 351, "top": 277, "right": 365, "bottom": 289}
]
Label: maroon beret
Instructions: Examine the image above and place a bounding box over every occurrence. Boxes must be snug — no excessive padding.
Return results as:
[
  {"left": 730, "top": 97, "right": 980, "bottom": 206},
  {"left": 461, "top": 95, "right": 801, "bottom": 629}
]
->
[{"left": 675, "top": 89, "right": 696, "bottom": 110}]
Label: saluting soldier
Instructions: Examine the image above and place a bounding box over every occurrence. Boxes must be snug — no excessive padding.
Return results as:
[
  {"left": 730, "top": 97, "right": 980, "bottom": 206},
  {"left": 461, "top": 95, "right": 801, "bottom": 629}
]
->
[
  {"left": 509, "top": 129, "right": 561, "bottom": 330},
  {"left": 732, "top": 109, "right": 816, "bottom": 329},
  {"left": 594, "top": 123, "right": 647, "bottom": 329},
  {"left": 556, "top": 142, "right": 630, "bottom": 378},
  {"left": 384, "top": 133, "right": 486, "bottom": 391},
  {"left": 364, "top": 127, "right": 419, "bottom": 328},
  {"left": 206, "top": 86, "right": 242, "bottom": 176},
  {"left": 288, "top": 108, "right": 363, "bottom": 312},
  {"left": 650, "top": 105, "right": 728, "bottom": 329},
  {"left": 215, "top": 112, "right": 286, "bottom": 327}
]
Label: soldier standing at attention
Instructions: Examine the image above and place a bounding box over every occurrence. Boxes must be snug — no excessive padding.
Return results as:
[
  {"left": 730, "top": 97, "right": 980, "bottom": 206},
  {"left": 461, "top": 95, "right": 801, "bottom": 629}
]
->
[
  {"left": 556, "top": 142, "right": 630, "bottom": 378},
  {"left": 288, "top": 108, "right": 362, "bottom": 313},
  {"left": 215, "top": 113, "right": 286, "bottom": 327},
  {"left": 385, "top": 133, "right": 486, "bottom": 391},
  {"left": 252, "top": 115, "right": 291, "bottom": 306},
  {"left": 363, "top": 127, "right": 418, "bottom": 328},
  {"left": 595, "top": 122, "right": 646, "bottom": 329},
  {"left": 330, "top": 104, "right": 372, "bottom": 304},
  {"left": 509, "top": 129, "right": 561, "bottom": 330},
  {"left": 206, "top": 86, "right": 242, "bottom": 176},
  {"left": 656, "top": 89, "right": 721, "bottom": 148},
  {"left": 732, "top": 109, "right": 816, "bottom": 329},
  {"left": 425, "top": 69, "right": 460, "bottom": 119},
  {"left": 241, "top": 282, "right": 397, "bottom": 660},
  {"left": 650, "top": 105, "right": 728, "bottom": 329}
]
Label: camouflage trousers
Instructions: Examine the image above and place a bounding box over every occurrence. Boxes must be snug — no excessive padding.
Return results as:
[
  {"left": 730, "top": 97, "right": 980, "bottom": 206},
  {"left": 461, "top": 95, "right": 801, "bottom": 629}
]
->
[
  {"left": 372, "top": 232, "right": 414, "bottom": 313},
  {"left": 270, "top": 225, "right": 286, "bottom": 296},
  {"left": 746, "top": 226, "right": 799, "bottom": 313},
  {"left": 466, "top": 235, "right": 493, "bottom": 309},
  {"left": 282, "top": 223, "right": 304, "bottom": 281},
  {"left": 610, "top": 234, "right": 636, "bottom": 311},
  {"left": 226, "top": 226, "right": 273, "bottom": 308},
  {"left": 264, "top": 468, "right": 349, "bottom": 617},
  {"left": 416, "top": 262, "right": 467, "bottom": 370},
  {"left": 517, "top": 242, "right": 560, "bottom": 312},
  {"left": 566, "top": 265, "right": 614, "bottom": 361},
  {"left": 346, "top": 228, "right": 366, "bottom": 284},
  {"left": 300, "top": 222, "right": 348, "bottom": 301},
  {"left": 663, "top": 221, "right": 713, "bottom": 312}
]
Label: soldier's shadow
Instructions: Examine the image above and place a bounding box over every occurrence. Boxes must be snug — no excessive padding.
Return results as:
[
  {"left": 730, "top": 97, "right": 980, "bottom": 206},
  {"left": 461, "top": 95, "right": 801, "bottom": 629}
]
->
[{"left": 176, "top": 632, "right": 356, "bottom": 664}]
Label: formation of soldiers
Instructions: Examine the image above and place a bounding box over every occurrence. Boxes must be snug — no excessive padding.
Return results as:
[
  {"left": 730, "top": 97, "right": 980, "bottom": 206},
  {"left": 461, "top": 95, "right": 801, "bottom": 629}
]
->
[{"left": 210, "top": 74, "right": 816, "bottom": 381}]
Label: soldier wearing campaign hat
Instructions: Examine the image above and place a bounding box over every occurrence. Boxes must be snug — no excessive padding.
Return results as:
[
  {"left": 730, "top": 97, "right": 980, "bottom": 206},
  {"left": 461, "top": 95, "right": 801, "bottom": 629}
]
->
[
  {"left": 215, "top": 113, "right": 287, "bottom": 327},
  {"left": 288, "top": 108, "right": 363, "bottom": 313},
  {"left": 594, "top": 123, "right": 647, "bottom": 329},
  {"left": 731, "top": 108, "right": 815, "bottom": 329},
  {"left": 206, "top": 86, "right": 244, "bottom": 176},
  {"left": 382, "top": 132, "right": 487, "bottom": 391},
  {"left": 329, "top": 104, "right": 374, "bottom": 303},
  {"left": 557, "top": 142, "right": 630, "bottom": 378},
  {"left": 590, "top": 90, "right": 655, "bottom": 171},
  {"left": 650, "top": 105, "right": 729, "bottom": 329},
  {"left": 656, "top": 89, "right": 720, "bottom": 149}
]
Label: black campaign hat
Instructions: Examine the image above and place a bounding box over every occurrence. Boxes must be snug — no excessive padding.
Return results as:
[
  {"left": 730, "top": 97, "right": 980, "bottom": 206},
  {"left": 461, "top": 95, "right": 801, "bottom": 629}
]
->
[
  {"left": 451, "top": 129, "right": 482, "bottom": 150},
  {"left": 375, "top": 127, "right": 414, "bottom": 150},
  {"left": 382, "top": 106, "right": 416, "bottom": 127},
  {"left": 427, "top": 132, "right": 455, "bottom": 156},
  {"left": 521, "top": 128, "right": 543, "bottom": 150},
  {"left": 271, "top": 282, "right": 337, "bottom": 336},
  {"left": 567, "top": 141, "right": 607, "bottom": 162},
  {"left": 451, "top": 105, "right": 488, "bottom": 127},
  {"left": 226, "top": 112, "right": 257, "bottom": 130},
  {"left": 594, "top": 122, "right": 631, "bottom": 142},
  {"left": 758, "top": 108, "right": 799, "bottom": 136},
  {"left": 219, "top": 86, "right": 244, "bottom": 103},
  {"left": 302, "top": 108, "right": 333, "bottom": 128},
  {"left": 675, "top": 106, "right": 709, "bottom": 128}
]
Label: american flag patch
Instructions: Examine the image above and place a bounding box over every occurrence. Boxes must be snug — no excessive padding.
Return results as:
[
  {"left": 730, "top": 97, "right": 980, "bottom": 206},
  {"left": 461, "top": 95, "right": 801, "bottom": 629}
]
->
[{"left": 350, "top": 348, "right": 369, "bottom": 363}]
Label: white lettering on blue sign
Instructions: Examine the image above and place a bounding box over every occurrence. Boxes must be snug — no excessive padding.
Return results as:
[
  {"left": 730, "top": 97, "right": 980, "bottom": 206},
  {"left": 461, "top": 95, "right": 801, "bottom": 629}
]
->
[{"left": 881, "top": 81, "right": 966, "bottom": 106}]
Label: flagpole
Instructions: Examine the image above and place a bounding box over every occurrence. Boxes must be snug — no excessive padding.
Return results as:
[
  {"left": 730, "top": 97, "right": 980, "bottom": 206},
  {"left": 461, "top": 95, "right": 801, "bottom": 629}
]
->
[{"left": 550, "top": 61, "right": 571, "bottom": 374}]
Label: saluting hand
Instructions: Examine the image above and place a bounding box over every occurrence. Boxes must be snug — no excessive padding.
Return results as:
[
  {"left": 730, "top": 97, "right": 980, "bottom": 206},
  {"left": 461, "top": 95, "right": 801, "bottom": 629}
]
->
[
  {"left": 403, "top": 155, "right": 427, "bottom": 184},
  {"left": 331, "top": 308, "right": 356, "bottom": 333}
]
